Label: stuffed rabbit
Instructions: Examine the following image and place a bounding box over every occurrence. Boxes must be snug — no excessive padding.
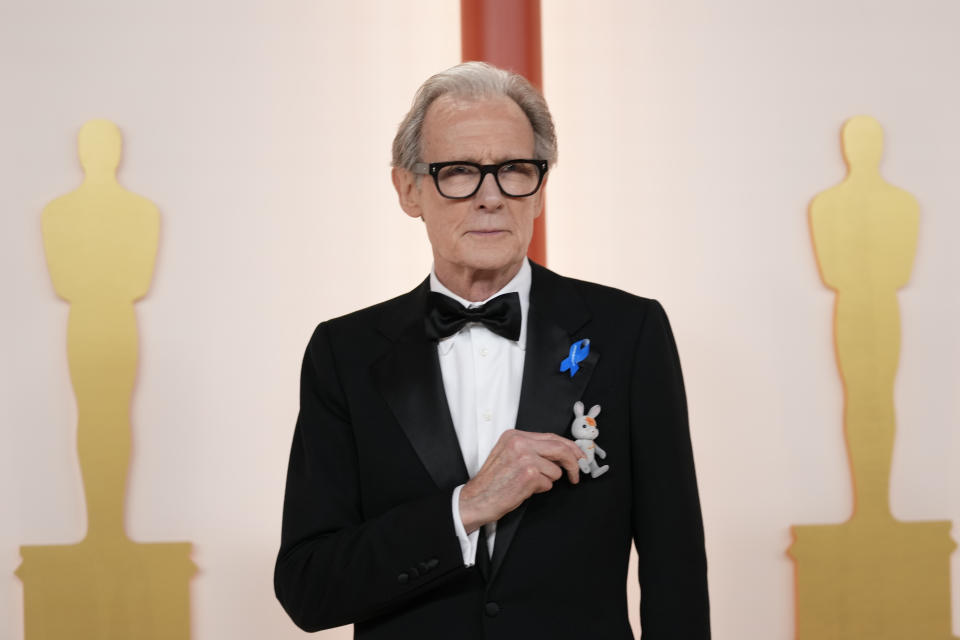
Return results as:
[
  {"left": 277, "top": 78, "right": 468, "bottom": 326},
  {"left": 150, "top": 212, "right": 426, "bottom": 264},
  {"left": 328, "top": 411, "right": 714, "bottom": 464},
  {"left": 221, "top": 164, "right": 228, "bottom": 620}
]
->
[{"left": 570, "top": 401, "right": 609, "bottom": 478}]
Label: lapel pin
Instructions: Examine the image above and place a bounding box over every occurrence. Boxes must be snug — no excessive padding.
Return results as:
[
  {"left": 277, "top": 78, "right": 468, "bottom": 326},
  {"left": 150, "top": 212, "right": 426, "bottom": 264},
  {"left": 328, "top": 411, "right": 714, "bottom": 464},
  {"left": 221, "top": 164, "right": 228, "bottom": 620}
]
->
[
  {"left": 571, "top": 401, "right": 609, "bottom": 478},
  {"left": 560, "top": 338, "right": 590, "bottom": 378}
]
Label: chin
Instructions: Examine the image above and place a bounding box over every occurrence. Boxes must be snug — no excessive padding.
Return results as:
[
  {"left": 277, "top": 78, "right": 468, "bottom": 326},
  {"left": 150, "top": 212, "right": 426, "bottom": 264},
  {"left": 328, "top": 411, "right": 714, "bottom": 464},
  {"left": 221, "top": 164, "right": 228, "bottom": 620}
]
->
[
  {"left": 473, "top": 237, "right": 527, "bottom": 260},
  {"left": 459, "top": 252, "right": 524, "bottom": 274}
]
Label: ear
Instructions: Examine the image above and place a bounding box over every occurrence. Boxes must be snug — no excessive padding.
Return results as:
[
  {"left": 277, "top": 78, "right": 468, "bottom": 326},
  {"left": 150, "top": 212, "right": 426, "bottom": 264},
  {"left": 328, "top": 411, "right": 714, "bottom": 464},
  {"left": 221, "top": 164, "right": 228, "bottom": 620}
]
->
[
  {"left": 588, "top": 404, "right": 601, "bottom": 418},
  {"left": 573, "top": 401, "right": 584, "bottom": 417},
  {"left": 533, "top": 173, "right": 548, "bottom": 219},
  {"left": 392, "top": 167, "right": 422, "bottom": 219}
]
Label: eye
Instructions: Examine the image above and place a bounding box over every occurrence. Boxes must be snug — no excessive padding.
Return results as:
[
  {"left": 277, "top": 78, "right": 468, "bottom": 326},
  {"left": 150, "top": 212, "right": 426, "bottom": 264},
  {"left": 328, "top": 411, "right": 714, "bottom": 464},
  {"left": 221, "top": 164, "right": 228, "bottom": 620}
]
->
[
  {"left": 437, "top": 164, "right": 478, "bottom": 180},
  {"left": 500, "top": 162, "right": 536, "bottom": 176}
]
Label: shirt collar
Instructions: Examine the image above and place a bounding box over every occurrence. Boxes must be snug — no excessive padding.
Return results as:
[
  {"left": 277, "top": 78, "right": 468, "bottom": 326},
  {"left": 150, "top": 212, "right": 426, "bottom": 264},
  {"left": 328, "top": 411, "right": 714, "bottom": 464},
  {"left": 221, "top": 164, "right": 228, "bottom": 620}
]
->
[{"left": 429, "top": 259, "right": 531, "bottom": 353}]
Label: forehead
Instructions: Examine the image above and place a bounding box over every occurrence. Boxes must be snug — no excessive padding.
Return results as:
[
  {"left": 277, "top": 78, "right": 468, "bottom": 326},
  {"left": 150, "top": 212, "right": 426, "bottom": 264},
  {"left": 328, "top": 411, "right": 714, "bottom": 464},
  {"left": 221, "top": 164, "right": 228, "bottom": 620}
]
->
[{"left": 420, "top": 95, "right": 536, "bottom": 162}]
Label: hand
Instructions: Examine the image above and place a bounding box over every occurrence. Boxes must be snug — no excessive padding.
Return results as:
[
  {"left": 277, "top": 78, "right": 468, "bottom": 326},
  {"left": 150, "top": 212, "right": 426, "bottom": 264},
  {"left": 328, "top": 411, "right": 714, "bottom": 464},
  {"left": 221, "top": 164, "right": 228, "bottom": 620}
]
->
[{"left": 459, "top": 429, "right": 585, "bottom": 534}]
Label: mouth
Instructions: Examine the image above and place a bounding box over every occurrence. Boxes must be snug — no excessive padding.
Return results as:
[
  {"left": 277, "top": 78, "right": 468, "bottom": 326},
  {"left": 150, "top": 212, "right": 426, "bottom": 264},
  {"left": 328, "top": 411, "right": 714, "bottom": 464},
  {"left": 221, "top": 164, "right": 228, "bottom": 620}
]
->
[{"left": 466, "top": 229, "right": 507, "bottom": 236}]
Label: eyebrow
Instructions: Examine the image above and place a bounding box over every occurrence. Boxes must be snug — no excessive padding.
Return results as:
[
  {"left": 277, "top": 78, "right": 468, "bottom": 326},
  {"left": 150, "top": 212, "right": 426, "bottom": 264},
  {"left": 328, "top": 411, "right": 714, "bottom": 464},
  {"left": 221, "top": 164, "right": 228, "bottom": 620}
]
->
[{"left": 444, "top": 156, "right": 533, "bottom": 164}]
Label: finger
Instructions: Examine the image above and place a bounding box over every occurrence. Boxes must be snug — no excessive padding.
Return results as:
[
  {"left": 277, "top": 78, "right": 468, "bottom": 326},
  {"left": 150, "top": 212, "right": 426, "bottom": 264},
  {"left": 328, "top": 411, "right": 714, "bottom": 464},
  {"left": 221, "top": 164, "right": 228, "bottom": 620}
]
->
[
  {"left": 521, "top": 431, "right": 586, "bottom": 459},
  {"left": 531, "top": 475, "right": 554, "bottom": 494},
  {"left": 530, "top": 445, "right": 581, "bottom": 484},
  {"left": 512, "top": 460, "right": 557, "bottom": 499},
  {"left": 532, "top": 457, "right": 563, "bottom": 483},
  {"left": 531, "top": 437, "right": 586, "bottom": 467},
  {"left": 499, "top": 431, "right": 583, "bottom": 484},
  {"left": 518, "top": 455, "right": 562, "bottom": 482},
  {"left": 506, "top": 430, "right": 586, "bottom": 465},
  {"left": 528, "top": 463, "right": 558, "bottom": 494}
]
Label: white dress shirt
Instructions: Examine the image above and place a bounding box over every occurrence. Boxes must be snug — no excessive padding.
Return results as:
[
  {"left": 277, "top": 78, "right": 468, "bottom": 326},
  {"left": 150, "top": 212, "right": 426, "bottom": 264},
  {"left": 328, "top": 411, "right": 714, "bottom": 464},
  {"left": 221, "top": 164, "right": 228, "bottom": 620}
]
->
[{"left": 430, "top": 259, "right": 531, "bottom": 567}]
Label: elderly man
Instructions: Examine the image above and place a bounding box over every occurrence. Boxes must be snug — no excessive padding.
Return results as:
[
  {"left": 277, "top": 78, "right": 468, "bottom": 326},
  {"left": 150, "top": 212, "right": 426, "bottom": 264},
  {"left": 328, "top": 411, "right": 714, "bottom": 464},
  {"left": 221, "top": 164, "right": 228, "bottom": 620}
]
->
[{"left": 275, "top": 62, "right": 710, "bottom": 639}]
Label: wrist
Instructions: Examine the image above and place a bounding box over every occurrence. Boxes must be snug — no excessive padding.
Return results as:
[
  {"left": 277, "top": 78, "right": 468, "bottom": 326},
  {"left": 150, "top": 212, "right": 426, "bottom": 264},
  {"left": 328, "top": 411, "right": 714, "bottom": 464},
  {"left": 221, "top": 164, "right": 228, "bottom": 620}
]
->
[{"left": 458, "top": 484, "right": 486, "bottom": 534}]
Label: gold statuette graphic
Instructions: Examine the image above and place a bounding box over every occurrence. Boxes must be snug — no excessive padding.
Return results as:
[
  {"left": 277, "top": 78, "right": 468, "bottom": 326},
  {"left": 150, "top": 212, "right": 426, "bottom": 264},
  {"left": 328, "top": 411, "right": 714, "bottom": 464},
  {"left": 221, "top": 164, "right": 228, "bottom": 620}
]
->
[
  {"left": 17, "top": 120, "right": 195, "bottom": 640},
  {"left": 789, "top": 115, "right": 957, "bottom": 639}
]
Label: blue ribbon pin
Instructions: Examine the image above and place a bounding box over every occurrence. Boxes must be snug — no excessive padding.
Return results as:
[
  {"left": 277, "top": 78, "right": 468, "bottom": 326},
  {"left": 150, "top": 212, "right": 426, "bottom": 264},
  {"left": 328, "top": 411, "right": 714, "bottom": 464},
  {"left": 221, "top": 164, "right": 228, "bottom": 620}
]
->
[{"left": 560, "top": 339, "right": 590, "bottom": 378}]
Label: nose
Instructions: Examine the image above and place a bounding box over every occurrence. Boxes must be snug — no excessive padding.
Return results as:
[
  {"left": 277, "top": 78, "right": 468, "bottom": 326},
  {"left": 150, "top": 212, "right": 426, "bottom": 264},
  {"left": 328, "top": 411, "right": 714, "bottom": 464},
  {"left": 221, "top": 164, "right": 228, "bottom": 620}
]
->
[{"left": 474, "top": 172, "right": 504, "bottom": 211}]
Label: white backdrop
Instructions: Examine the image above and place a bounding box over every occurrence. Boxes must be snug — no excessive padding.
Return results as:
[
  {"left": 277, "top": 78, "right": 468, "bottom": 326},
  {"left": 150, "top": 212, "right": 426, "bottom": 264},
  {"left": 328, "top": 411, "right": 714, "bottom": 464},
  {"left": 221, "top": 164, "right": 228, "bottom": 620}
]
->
[{"left": 1, "top": 1, "right": 957, "bottom": 639}]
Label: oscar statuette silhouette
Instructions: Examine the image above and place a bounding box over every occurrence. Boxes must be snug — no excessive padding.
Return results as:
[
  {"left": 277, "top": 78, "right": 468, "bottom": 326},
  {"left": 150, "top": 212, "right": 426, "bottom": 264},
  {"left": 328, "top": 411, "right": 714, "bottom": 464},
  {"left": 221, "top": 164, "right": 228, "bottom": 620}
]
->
[
  {"left": 17, "top": 120, "right": 194, "bottom": 640},
  {"left": 789, "top": 116, "right": 957, "bottom": 640}
]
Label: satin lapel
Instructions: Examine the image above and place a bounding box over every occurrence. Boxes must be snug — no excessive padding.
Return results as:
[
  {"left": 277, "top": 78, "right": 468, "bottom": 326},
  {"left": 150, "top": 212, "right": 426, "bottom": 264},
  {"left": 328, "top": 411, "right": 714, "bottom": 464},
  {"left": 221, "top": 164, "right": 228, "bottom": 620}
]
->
[
  {"left": 489, "top": 264, "right": 599, "bottom": 581},
  {"left": 372, "top": 282, "right": 469, "bottom": 493}
]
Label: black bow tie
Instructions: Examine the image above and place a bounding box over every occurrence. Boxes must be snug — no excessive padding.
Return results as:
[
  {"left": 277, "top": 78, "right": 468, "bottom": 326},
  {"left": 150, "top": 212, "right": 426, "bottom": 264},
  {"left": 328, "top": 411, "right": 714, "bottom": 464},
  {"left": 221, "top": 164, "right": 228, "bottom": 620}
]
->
[{"left": 425, "top": 291, "right": 522, "bottom": 341}]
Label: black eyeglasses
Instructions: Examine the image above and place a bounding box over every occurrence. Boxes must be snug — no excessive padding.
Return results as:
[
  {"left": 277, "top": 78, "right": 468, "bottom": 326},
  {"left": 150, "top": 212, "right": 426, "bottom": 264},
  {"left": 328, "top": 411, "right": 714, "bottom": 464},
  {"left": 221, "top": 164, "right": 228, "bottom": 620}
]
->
[{"left": 411, "top": 159, "right": 548, "bottom": 199}]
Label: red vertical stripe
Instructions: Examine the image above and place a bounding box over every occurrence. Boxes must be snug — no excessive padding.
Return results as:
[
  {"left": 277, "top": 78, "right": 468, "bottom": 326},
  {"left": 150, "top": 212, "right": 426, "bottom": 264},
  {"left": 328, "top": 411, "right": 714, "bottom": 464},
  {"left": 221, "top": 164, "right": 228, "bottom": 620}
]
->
[{"left": 461, "top": 0, "right": 546, "bottom": 266}]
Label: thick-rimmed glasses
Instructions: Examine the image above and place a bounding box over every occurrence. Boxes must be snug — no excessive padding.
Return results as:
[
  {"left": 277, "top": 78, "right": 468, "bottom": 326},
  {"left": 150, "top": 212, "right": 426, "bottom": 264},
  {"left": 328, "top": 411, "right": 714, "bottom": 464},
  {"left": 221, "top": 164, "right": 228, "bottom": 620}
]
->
[{"left": 412, "top": 159, "right": 548, "bottom": 199}]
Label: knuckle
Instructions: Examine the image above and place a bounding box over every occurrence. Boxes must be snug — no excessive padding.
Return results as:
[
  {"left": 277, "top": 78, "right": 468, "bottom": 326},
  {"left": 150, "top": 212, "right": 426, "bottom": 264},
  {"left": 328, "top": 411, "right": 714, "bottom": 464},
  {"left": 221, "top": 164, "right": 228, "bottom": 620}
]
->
[{"left": 509, "top": 435, "right": 527, "bottom": 452}]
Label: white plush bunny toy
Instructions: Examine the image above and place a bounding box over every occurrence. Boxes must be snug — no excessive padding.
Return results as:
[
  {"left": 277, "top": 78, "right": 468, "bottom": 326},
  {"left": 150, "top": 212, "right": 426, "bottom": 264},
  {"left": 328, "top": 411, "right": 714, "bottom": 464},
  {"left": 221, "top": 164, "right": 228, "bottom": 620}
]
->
[{"left": 570, "top": 401, "right": 609, "bottom": 479}]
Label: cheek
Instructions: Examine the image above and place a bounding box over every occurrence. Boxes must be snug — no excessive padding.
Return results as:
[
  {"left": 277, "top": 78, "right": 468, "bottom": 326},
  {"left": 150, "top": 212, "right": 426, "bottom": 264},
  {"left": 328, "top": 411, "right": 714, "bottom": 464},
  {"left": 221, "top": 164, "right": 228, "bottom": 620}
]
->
[
  {"left": 425, "top": 220, "right": 453, "bottom": 251},
  {"left": 517, "top": 211, "right": 537, "bottom": 243},
  {"left": 422, "top": 209, "right": 464, "bottom": 249}
]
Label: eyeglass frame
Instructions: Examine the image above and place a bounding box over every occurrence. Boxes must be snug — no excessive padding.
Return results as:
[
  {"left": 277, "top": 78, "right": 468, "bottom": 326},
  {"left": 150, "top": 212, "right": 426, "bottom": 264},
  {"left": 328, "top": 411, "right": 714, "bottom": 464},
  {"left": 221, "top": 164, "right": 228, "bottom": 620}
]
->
[{"left": 411, "top": 159, "right": 549, "bottom": 199}]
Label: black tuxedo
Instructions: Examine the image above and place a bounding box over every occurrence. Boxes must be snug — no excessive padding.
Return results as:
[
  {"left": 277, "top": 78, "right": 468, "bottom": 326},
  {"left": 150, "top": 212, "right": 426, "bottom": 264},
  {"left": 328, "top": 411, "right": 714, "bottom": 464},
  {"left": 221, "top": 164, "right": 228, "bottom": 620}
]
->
[{"left": 275, "top": 262, "right": 709, "bottom": 639}]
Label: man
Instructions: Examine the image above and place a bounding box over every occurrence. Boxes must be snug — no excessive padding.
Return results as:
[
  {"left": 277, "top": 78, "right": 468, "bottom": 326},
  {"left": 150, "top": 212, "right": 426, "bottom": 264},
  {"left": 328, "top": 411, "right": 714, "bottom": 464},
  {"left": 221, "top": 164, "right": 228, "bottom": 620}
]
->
[{"left": 275, "top": 62, "right": 709, "bottom": 639}]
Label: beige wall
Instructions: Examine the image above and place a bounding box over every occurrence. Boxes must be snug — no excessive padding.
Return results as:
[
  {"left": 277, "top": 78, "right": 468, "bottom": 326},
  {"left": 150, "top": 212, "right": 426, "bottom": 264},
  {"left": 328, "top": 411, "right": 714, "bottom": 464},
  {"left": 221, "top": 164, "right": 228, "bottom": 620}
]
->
[
  {"left": 1, "top": 1, "right": 957, "bottom": 639},
  {"left": 543, "top": 2, "right": 960, "bottom": 637}
]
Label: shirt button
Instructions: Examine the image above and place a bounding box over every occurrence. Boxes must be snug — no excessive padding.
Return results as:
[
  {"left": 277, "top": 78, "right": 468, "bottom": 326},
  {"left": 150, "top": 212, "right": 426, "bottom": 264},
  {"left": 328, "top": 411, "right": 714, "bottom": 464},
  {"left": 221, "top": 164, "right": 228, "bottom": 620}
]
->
[
  {"left": 482, "top": 412, "right": 492, "bottom": 422},
  {"left": 479, "top": 347, "right": 488, "bottom": 357},
  {"left": 485, "top": 601, "right": 500, "bottom": 617}
]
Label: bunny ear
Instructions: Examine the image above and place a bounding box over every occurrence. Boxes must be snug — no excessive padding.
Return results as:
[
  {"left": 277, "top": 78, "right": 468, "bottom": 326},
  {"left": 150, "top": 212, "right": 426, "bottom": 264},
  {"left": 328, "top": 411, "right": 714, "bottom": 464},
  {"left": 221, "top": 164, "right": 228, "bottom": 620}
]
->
[
  {"left": 573, "top": 401, "right": 584, "bottom": 416},
  {"left": 587, "top": 404, "right": 601, "bottom": 418}
]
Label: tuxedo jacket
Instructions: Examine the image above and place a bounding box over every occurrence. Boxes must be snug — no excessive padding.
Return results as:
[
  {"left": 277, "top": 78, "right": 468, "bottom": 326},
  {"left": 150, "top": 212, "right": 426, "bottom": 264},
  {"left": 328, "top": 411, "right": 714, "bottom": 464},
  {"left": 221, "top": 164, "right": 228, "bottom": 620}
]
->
[{"left": 275, "top": 262, "right": 710, "bottom": 639}]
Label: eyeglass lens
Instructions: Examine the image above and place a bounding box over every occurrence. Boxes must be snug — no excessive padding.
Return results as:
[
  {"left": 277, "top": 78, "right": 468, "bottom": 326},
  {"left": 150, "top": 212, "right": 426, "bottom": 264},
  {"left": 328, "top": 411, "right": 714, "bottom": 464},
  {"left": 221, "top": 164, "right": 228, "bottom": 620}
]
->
[{"left": 436, "top": 161, "right": 541, "bottom": 198}]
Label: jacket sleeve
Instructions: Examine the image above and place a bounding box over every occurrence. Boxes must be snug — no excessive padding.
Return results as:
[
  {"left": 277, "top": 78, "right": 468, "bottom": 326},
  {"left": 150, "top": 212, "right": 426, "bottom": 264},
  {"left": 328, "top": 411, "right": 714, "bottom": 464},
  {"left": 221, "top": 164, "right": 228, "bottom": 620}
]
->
[
  {"left": 274, "top": 322, "right": 468, "bottom": 631},
  {"left": 630, "top": 300, "right": 711, "bottom": 638}
]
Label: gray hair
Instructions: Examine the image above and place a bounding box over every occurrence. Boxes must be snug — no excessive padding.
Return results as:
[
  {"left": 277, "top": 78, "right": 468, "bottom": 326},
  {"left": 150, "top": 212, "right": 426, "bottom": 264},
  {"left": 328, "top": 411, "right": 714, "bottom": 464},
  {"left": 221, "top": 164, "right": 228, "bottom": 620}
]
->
[{"left": 391, "top": 61, "right": 557, "bottom": 171}]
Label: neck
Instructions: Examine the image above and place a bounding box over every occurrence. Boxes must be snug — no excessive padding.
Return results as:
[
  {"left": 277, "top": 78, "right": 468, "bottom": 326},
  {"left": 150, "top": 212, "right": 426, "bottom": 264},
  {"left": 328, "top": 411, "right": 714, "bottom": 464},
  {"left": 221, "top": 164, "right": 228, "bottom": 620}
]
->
[
  {"left": 82, "top": 168, "right": 116, "bottom": 184},
  {"left": 845, "top": 162, "right": 881, "bottom": 182},
  {"left": 435, "top": 259, "right": 524, "bottom": 302}
]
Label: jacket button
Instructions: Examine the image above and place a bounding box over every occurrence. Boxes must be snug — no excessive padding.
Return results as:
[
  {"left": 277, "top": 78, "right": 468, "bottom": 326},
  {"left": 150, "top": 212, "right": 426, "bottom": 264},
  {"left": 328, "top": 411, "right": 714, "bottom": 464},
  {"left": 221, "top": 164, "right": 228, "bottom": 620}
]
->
[
  {"left": 426, "top": 558, "right": 439, "bottom": 569},
  {"left": 397, "top": 573, "right": 409, "bottom": 584},
  {"left": 485, "top": 601, "right": 500, "bottom": 617},
  {"left": 409, "top": 567, "right": 420, "bottom": 578},
  {"left": 418, "top": 561, "right": 429, "bottom": 573}
]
